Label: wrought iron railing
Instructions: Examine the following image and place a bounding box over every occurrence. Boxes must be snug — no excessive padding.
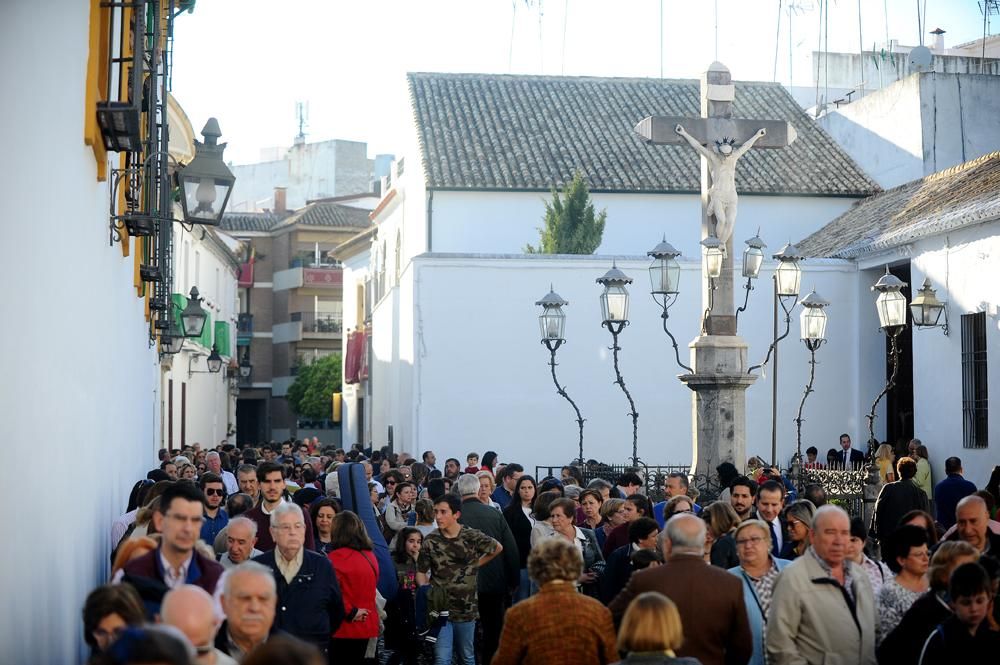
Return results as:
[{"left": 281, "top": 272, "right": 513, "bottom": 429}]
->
[{"left": 291, "top": 312, "right": 343, "bottom": 334}]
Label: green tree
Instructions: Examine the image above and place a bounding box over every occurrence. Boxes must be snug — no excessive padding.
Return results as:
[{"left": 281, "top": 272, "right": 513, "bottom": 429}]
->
[
  {"left": 525, "top": 172, "right": 607, "bottom": 254},
  {"left": 287, "top": 353, "right": 342, "bottom": 420}
]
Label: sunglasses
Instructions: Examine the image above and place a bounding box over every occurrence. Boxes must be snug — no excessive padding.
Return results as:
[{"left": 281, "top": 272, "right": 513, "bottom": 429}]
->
[{"left": 205, "top": 488, "right": 225, "bottom": 496}]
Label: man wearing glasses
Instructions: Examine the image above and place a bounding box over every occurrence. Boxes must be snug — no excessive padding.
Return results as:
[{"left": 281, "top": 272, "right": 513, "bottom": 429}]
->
[
  {"left": 199, "top": 473, "right": 229, "bottom": 545},
  {"left": 253, "top": 503, "right": 344, "bottom": 653},
  {"left": 728, "top": 519, "right": 792, "bottom": 665},
  {"left": 120, "top": 482, "right": 224, "bottom": 614}
]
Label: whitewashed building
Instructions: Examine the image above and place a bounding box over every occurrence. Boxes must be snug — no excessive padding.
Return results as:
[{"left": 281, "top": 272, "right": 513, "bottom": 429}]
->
[
  {"left": 343, "top": 72, "right": 880, "bottom": 469},
  {"left": 799, "top": 150, "right": 1000, "bottom": 488}
]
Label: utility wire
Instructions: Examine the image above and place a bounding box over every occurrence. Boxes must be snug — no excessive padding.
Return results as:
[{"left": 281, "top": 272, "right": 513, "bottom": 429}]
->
[{"left": 774, "top": 0, "right": 783, "bottom": 82}]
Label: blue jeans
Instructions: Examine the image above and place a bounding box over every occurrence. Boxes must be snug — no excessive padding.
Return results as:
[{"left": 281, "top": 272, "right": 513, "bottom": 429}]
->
[
  {"left": 434, "top": 619, "right": 475, "bottom": 665},
  {"left": 513, "top": 568, "right": 532, "bottom": 603}
]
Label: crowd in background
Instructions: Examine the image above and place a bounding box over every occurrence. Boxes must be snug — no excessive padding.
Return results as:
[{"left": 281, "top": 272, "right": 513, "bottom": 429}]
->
[{"left": 86, "top": 436, "right": 1000, "bottom": 665}]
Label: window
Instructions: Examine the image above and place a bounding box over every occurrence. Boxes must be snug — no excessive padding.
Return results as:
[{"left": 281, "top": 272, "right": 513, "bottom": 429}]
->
[{"left": 961, "top": 312, "right": 988, "bottom": 448}]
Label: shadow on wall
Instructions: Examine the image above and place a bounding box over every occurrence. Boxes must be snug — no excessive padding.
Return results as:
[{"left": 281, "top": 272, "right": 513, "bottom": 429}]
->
[{"left": 819, "top": 112, "right": 923, "bottom": 189}]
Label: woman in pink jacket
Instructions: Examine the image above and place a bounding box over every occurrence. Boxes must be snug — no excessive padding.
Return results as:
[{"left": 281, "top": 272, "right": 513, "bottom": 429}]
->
[{"left": 328, "top": 511, "right": 380, "bottom": 663}]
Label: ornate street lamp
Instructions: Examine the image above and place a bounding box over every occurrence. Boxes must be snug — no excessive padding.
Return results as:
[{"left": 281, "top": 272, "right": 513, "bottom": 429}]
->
[
  {"left": 597, "top": 264, "right": 639, "bottom": 465},
  {"left": 794, "top": 290, "right": 829, "bottom": 489},
  {"left": 910, "top": 278, "right": 949, "bottom": 335},
  {"left": 536, "top": 287, "right": 585, "bottom": 463},
  {"left": 735, "top": 231, "right": 767, "bottom": 327},
  {"left": 749, "top": 243, "right": 803, "bottom": 375},
  {"left": 700, "top": 235, "right": 726, "bottom": 333},
  {"left": 648, "top": 238, "right": 692, "bottom": 373},
  {"left": 178, "top": 119, "right": 236, "bottom": 226},
  {"left": 160, "top": 331, "right": 185, "bottom": 355},
  {"left": 867, "top": 268, "right": 909, "bottom": 454},
  {"left": 239, "top": 351, "right": 253, "bottom": 379},
  {"left": 189, "top": 345, "right": 225, "bottom": 377},
  {"left": 180, "top": 287, "right": 208, "bottom": 338}
]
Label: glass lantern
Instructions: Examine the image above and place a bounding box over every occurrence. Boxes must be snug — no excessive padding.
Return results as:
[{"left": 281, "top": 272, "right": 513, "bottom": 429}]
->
[
  {"left": 872, "top": 268, "right": 908, "bottom": 329},
  {"left": 798, "top": 290, "right": 830, "bottom": 343},
  {"left": 773, "top": 243, "right": 803, "bottom": 298},
  {"left": 742, "top": 232, "right": 767, "bottom": 279},
  {"left": 701, "top": 235, "right": 725, "bottom": 280},
  {"left": 910, "top": 278, "right": 946, "bottom": 328},
  {"left": 597, "top": 265, "right": 633, "bottom": 324},
  {"left": 647, "top": 238, "right": 681, "bottom": 308},
  {"left": 206, "top": 345, "right": 224, "bottom": 373},
  {"left": 180, "top": 287, "right": 208, "bottom": 338},
  {"left": 535, "top": 287, "right": 569, "bottom": 341}
]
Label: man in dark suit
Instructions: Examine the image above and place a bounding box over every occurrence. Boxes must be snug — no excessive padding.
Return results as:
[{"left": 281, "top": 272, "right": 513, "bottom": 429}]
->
[
  {"left": 837, "top": 433, "right": 865, "bottom": 469},
  {"left": 609, "top": 513, "right": 752, "bottom": 665},
  {"left": 754, "top": 480, "right": 789, "bottom": 559}
]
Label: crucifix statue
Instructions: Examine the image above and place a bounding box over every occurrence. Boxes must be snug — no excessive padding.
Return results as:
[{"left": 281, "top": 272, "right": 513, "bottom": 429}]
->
[{"left": 633, "top": 61, "right": 798, "bottom": 483}]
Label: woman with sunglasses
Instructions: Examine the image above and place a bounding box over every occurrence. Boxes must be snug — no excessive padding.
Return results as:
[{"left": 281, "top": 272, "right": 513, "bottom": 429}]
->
[{"left": 781, "top": 500, "right": 815, "bottom": 560}]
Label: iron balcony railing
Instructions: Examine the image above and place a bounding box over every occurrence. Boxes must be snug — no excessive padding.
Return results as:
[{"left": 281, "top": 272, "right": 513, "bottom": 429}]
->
[{"left": 290, "top": 311, "right": 343, "bottom": 334}]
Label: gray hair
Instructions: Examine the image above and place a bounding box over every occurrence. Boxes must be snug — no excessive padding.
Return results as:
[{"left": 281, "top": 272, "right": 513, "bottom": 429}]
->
[
  {"left": 812, "top": 504, "right": 849, "bottom": 531},
  {"left": 206, "top": 451, "right": 220, "bottom": 461},
  {"left": 223, "top": 561, "right": 276, "bottom": 599},
  {"left": 734, "top": 519, "right": 772, "bottom": 547},
  {"left": 665, "top": 513, "right": 706, "bottom": 554},
  {"left": 587, "top": 478, "right": 613, "bottom": 491},
  {"left": 269, "top": 501, "right": 303, "bottom": 528},
  {"left": 228, "top": 515, "right": 258, "bottom": 538},
  {"left": 563, "top": 485, "right": 582, "bottom": 500},
  {"left": 456, "top": 474, "right": 481, "bottom": 497}
]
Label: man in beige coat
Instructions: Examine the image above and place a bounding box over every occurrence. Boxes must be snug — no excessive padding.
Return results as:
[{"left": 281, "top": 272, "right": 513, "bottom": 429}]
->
[{"left": 765, "top": 505, "right": 876, "bottom": 665}]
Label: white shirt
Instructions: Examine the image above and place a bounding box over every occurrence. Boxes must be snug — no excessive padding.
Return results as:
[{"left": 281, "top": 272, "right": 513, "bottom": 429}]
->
[
  {"left": 111, "top": 508, "right": 139, "bottom": 549},
  {"left": 220, "top": 470, "right": 239, "bottom": 495},
  {"left": 159, "top": 550, "right": 193, "bottom": 590}
]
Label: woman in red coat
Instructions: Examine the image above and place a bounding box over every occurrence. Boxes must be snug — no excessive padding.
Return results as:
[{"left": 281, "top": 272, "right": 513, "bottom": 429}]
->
[{"left": 328, "top": 510, "right": 380, "bottom": 664}]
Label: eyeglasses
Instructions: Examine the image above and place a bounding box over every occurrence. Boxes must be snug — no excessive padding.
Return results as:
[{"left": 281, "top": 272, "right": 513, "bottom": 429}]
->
[
  {"left": 205, "top": 488, "right": 225, "bottom": 496},
  {"left": 385, "top": 481, "right": 397, "bottom": 486},
  {"left": 736, "top": 535, "right": 766, "bottom": 547},
  {"left": 92, "top": 627, "right": 125, "bottom": 642}
]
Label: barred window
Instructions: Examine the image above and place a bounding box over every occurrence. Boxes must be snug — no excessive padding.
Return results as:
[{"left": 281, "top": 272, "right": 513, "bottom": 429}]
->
[{"left": 961, "top": 312, "right": 988, "bottom": 448}]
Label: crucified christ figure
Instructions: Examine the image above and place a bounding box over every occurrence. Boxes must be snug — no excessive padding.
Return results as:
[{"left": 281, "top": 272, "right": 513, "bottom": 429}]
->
[{"left": 675, "top": 124, "right": 767, "bottom": 244}]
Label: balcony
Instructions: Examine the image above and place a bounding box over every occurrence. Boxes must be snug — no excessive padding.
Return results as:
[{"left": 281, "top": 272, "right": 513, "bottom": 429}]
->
[
  {"left": 293, "top": 311, "right": 343, "bottom": 338},
  {"left": 273, "top": 265, "right": 343, "bottom": 292},
  {"left": 237, "top": 313, "right": 253, "bottom": 345}
]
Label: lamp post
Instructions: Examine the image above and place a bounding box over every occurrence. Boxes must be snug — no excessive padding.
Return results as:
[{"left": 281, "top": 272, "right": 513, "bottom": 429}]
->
[
  {"left": 749, "top": 242, "right": 802, "bottom": 466},
  {"left": 794, "top": 290, "right": 829, "bottom": 490},
  {"left": 597, "top": 264, "right": 640, "bottom": 466},
  {"left": 180, "top": 287, "right": 208, "bottom": 338},
  {"left": 867, "top": 268, "right": 908, "bottom": 455},
  {"left": 700, "top": 235, "right": 725, "bottom": 333},
  {"left": 178, "top": 118, "right": 236, "bottom": 226},
  {"left": 188, "top": 345, "right": 224, "bottom": 377},
  {"left": 735, "top": 231, "right": 767, "bottom": 327},
  {"left": 910, "top": 278, "right": 949, "bottom": 335},
  {"left": 239, "top": 351, "right": 253, "bottom": 380},
  {"left": 536, "top": 286, "right": 585, "bottom": 463},
  {"left": 647, "top": 238, "right": 692, "bottom": 373}
]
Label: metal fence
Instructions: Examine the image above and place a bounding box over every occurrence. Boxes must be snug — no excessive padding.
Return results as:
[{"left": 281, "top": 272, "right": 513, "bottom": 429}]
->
[{"left": 536, "top": 461, "right": 877, "bottom": 517}]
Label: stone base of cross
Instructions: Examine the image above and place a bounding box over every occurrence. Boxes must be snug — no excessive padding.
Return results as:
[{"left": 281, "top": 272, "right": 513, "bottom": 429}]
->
[{"left": 634, "top": 62, "right": 798, "bottom": 481}]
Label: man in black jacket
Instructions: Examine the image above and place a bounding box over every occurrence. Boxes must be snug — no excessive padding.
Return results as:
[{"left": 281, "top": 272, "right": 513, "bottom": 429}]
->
[
  {"left": 872, "top": 457, "right": 930, "bottom": 557},
  {"left": 455, "top": 474, "right": 519, "bottom": 664},
  {"left": 252, "top": 502, "right": 343, "bottom": 653}
]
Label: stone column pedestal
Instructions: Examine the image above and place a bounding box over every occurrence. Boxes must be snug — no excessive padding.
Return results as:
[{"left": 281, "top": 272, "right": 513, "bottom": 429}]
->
[{"left": 679, "top": 335, "right": 757, "bottom": 484}]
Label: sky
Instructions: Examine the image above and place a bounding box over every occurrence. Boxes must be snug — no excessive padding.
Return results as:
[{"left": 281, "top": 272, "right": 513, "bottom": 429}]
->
[{"left": 171, "top": 0, "right": 991, "bottom": 165}]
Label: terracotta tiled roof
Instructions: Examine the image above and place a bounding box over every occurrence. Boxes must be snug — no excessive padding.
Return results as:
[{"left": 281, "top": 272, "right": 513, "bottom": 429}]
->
[
  {"left": 272, "top": 202, "right": 372, "bottom": 230},
  {"left": 407, "top": 72, "right": 879, "bottom": 196},
  {"left": 797, "top": 151, "right": 1000, "bottom": 258},
  {"left": 222, "top": 202, "right": 371, "bottom": 234}
]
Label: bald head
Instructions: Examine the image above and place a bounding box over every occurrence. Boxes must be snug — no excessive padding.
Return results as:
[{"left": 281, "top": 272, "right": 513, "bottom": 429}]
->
[
  {"left": 161, "top": 584, "right": 219, "bottom": 651},
  {"left": 810, "top": 505, "right": 850, "bottom": 566},
  {"left": 665, "top": 512, "right": 707, "bottom": 557},
  {"left": 956, "top": 495, "right": 990, "bottom": 552}
]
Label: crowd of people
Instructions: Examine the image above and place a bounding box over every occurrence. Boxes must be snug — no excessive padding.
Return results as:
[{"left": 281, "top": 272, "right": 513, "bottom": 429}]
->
[{"left": 86, "top": 437, "right": 1000, "bottom": 665}]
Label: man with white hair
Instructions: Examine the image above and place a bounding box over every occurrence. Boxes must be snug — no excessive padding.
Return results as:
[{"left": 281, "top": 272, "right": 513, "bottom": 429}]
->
[
  {"left": 766, "top": 505, "right": 876, "bottom": 664},
  {"left": 609, "top": 513, "right": 752, "bottom": 665},
  {"left": 161, "top": 585, "right": 237, "bottom": 665},
  {"left": 215, "top": 561, "right": 281, "bottom": 661},
  {"left": 252, "top": 502, "right": 344, "bottom": 653},
  {"left": 206, "top": 452, "right": 239, "bottom": 495},
  {"left": 220, "top": 517, "right": 262, "bottom": 569}
]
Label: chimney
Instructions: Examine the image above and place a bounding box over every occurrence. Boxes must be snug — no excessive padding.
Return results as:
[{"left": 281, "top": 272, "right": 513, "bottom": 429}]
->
[
  {"left": 930, "top": 28, "right": 945, "bottom": 53},
  {"left": 274, "top": 187, "right": 287, "bottom": 214}
]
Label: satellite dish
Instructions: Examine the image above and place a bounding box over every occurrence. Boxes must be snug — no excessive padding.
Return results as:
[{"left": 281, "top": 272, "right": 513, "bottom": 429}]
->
[{"left": 909, "top": 45, "right": 932, "bottom": 68}]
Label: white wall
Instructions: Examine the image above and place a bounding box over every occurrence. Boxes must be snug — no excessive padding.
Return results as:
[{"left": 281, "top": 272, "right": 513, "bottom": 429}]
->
[
  {"left": 0, "top": 1, "right": 158, "bottom": 661},
  {"left": 370, "top": 253, "right": 859, "bottom": 471},
  {"left": 910, "top": 223, "right": 1000, "bottom": 489},
  {"left": 821, "top": 73, "right": 1000, "bottom": 189},
  {"left": 430, "top": 190, "right": 857, "bottom": 258}
]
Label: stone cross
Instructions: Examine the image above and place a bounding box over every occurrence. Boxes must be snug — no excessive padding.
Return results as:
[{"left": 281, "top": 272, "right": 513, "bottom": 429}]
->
[
  {"left": 633, "top": 62, "right": 798, "bottom": 483},
  {"left": 634, "top": 61, "right": 797, "bottom": 336}
]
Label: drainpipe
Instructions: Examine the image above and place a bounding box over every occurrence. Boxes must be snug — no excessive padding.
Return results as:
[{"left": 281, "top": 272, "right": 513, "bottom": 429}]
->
[{"left": 426, "top": 190, "right": 434, "bottom": 252}]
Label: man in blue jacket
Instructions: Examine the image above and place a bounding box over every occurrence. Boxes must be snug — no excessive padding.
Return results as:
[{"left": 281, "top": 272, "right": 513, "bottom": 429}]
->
[
  {"left": 934, "top": 456, "right": 977, "bottom": 529},
  {"left": 253, "top": 502, "right": 343, "bottom": 654}
]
